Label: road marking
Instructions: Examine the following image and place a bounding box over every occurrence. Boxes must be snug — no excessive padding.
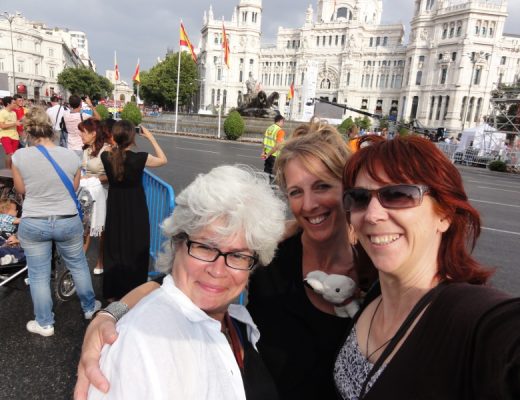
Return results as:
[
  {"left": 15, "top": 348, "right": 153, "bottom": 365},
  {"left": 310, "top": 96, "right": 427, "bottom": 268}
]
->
[
  {"left": 477, "top": 186, "right": 520, "bottom": 193},
  {"left": 237, "top": 154, "right": 261, "bottom": 159},
  {"left": 482, "top": 227, "right": 520, "bottom": 236},
  {"left": 469, "top": 198, "right": 520, "bottom": 208},
  {"left": 467, "top": 178, "right": 519, "bottom": 185},
  {"left": 175, "top": 147, "right": 219, "bottom": 154}
]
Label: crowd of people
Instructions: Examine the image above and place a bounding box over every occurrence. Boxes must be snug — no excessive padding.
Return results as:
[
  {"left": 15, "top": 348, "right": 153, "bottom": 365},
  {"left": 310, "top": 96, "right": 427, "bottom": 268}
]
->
[
  {"left": 0, "top": 95, "right": 167, "bottom": 337},
  {"left": 1, "top": 96, "right": 519, "bottom": 399}
]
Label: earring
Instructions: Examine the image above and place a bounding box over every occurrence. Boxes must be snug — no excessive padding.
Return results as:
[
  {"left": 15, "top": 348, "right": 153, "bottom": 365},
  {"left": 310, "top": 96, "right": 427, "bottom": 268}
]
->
[{"left": 348, "top": 224, "right": 358, "bottom": 246}]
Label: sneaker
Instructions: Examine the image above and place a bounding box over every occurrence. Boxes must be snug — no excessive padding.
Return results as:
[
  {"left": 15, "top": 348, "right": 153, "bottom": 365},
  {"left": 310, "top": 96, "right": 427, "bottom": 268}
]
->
[
  {"left": 84, "top": 300, "right": 102, "bottom": 320},
  {"left": 26, "top": 320, "right": 54, "bottom": 337},
  {"left": 93, "top": 267, "right": 104, "bottom": 275}
]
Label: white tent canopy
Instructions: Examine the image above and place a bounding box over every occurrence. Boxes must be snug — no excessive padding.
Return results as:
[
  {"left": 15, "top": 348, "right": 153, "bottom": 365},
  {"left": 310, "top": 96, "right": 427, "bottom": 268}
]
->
[{"left": 456, "top": 124, "right": 507, "bottom": 155}]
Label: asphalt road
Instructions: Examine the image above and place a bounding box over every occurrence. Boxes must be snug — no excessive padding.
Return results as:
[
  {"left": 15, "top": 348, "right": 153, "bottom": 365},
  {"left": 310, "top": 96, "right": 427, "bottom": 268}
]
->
[{"left": 0, "top": 134, "right": 518, "bottom": 399}]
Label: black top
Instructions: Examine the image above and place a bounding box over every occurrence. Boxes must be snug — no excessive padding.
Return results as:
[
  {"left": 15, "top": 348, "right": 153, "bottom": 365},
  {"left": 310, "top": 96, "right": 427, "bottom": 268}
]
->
[
  {"left": 334, "top": 283, "right": 520, "bottom": 400},
  {"left": 247, "top": 232, "right": 352, "bottom": 400},
  {"left": 101, "top": 151, "right": 150, "bottom": 300}
]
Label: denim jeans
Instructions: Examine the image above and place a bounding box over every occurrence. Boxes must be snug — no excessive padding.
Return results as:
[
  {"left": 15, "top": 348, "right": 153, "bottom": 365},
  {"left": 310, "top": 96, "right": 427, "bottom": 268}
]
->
[{"left": 18, "top": 216, "right": 96, "bottom": 326}]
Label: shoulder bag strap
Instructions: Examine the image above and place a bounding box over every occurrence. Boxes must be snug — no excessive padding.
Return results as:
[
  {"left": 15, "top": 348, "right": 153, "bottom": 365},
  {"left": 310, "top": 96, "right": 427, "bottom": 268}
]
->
[
  {"left": 35, "top": 145, "right": 83, "bottom": 221},
  {"left": 54, "top": 105, "right": 62, "bottom": 127},
  {"left": 359, "top": 282, "right": 448, "bottom": 398}
]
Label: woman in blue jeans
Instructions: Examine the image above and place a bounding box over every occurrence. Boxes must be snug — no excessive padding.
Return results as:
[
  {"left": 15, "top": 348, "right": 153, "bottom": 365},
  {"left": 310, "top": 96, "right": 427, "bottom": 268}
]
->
[{"left": 12, "top": 106, "right": 100, "bottom": 337}]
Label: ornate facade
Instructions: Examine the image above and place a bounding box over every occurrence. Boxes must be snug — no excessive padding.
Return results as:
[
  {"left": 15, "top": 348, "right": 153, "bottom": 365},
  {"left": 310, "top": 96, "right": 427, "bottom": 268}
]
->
[
  {"left": 0, "top": 13, "right": 93, "bottom": 100},
  {"left": 198, "top": 0, "right": 520, "bottom": 132}
]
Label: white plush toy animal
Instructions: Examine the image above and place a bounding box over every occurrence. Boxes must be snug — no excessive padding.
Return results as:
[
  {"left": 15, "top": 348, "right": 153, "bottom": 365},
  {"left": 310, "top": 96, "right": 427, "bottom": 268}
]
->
[{"left": 304, "top": 270, "right": 360, "bottom": 318}]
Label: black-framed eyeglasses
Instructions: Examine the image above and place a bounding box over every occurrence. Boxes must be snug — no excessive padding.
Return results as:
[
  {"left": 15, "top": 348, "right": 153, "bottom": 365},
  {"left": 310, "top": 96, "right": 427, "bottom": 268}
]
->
[
  {"left": 343, "top": 184, "right": 430, "bottom": 211},
  {"left": 183, "top": 237, "right": 258, "bottom": 271}
]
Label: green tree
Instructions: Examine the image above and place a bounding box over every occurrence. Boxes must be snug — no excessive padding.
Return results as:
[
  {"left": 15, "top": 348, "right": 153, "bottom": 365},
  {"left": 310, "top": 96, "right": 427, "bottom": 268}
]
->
[
  {"left": 337, "top": 117, "right": 355, "bottom": 135},
  {"left": 140, "top": 52, "right": 198, "bottom": 109},
  {"left": 378, "top": 116, "right": 390, "bottom": 130},
  {"left": 354, "top": 116, "right": 372, "bottom": 130},
  {"left": 57, "top": 67, "right": 113, "bottom": 100},
  {"left": 96, "top": 104, "right": 110, "bottom": 120},
  {"left": 121, "top": 102, "right": 142, "bottom": 126}
]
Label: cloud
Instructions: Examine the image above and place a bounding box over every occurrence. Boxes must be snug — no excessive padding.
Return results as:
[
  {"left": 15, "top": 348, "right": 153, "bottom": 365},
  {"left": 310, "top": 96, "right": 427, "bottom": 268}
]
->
[{"left": 7, "top": 0, "right": 519, "bottom": 82}]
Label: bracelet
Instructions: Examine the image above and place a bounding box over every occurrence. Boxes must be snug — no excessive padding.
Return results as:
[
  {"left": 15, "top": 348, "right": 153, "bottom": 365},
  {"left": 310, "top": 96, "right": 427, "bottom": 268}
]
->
[
  {"left": 92, "top": 310, "right": 116, "bottom": 321},
  {"left": 96, "top": 301, "right": 130, "bottom": 322}
]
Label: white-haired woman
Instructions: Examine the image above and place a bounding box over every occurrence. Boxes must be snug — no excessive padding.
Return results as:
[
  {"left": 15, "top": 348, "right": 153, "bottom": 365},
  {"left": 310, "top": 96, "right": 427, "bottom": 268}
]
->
[{"left": 85, "top": 165, "right": 285, "bottom": 400}]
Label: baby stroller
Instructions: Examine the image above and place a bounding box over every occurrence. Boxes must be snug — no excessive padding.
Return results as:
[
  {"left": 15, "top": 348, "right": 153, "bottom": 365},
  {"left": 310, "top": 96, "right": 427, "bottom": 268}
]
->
[{"left": 0, "top": 169, "right": 76, "bottom": 301}]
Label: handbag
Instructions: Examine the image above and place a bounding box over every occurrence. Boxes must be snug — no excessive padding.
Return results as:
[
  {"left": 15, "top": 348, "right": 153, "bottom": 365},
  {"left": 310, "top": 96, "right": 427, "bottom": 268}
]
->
[{"left": 35, "top": 145, "right": 83, "bottom": 221}]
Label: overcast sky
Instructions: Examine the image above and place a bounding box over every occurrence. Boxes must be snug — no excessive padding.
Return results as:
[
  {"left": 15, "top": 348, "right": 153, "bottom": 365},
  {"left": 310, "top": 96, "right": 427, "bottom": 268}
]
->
[{"left": 6, "top": 0, "right": 520, "bottom": 82}]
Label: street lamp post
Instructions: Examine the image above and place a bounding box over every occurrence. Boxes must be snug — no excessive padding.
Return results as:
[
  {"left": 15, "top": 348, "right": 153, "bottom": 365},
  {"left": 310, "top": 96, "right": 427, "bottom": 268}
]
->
[{"left": 1, "top": 12, "right": 17, "bottom": 95}]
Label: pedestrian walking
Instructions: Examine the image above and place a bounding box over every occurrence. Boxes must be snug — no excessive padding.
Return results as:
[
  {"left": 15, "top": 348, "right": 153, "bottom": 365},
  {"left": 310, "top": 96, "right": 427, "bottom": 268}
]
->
[
  {"left": 46, "top": 95, "right": 68, "bottom": 145},
  {"left": 0, "top": 96, "right": 21, "bottom": 168}
]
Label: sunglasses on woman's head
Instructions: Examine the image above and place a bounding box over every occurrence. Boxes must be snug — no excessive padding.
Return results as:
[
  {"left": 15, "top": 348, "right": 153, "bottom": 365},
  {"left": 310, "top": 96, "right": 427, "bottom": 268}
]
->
[{"left": 343, "top": 184, "right": 430, "bottom": 211}]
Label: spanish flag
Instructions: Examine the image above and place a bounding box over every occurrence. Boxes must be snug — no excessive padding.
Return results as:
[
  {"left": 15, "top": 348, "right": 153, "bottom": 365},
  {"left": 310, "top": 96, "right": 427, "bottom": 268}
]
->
[
  {"left": 222, "top": 22, "right": 230, "bottom": 68},
  {"left": 132, "top": 59, "right": 140, "bottom": 84},
  {"left": 180, "top": 22, "right": 197, "bottom": 63},
  {"left": 288, "top": 82, "right": 295, "bottom": 100},
  {"left": 114, "top": 51, "right": 120, "bottom": 81}
]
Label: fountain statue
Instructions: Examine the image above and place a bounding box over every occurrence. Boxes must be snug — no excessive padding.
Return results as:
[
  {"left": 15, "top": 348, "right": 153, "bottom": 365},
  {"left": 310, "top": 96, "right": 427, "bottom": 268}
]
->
[{"left": 235, "top": 73, "right": 280, "bottom": 118}]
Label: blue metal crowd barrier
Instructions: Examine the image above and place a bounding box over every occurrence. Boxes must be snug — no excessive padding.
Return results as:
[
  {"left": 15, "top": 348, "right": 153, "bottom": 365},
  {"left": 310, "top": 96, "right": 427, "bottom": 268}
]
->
[{"left": 142, "top": 170, "right": 175, "bottom": 268}]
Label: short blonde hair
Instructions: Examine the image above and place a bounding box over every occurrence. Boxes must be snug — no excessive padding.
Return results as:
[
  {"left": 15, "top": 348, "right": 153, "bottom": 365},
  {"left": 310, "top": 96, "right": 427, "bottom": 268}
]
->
[
  {"left": 0, "top": 199, "right": 15, "bottom": 214},
  {"left": 23, "top": 106, "right": 53, "bottom": 139},
  {"left": 274, "top": 121, "right": 351, "bottom": 190}
]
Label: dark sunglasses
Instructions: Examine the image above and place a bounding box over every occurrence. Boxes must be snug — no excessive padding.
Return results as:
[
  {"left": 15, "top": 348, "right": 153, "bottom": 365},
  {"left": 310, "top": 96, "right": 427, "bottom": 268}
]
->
[{"left": 343, "top": 184, "right": 430, "bottom": 211}]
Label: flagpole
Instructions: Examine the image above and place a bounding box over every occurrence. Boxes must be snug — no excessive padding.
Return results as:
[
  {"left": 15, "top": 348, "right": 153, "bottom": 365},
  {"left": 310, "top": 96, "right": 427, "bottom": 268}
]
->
[
  {"left": 217, "top": 38, "right": 223, "bottom": 139},
  {"left": 175, "top": 25, "right": 182, "bottom": 133},
  {"left": 114, "top": 51, "right": 117, "bottom": 117}
]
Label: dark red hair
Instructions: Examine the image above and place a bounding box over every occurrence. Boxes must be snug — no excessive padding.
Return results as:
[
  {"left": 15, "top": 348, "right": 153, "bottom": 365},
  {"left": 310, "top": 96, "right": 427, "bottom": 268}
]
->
[
  {"left": 78, "top": 118, "right": 109, "bottom": 157},
  {"left": 343, "top": 135, "right": 492, "bottom": 285}
]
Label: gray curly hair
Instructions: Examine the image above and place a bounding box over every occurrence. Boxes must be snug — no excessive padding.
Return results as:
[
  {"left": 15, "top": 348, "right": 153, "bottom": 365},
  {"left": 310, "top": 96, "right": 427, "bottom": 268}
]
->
[{"left": 156, "top": 165, "right": 287, "bottom": 273}]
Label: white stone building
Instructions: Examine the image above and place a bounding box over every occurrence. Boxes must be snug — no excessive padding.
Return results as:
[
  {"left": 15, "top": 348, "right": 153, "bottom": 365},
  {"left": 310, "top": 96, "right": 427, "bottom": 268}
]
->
[
  {"left": 0, "top": 13, "right": 94, "bottom": 100},
  {"left": 198, "top": 0, "right": 520, "bottom": 133}
]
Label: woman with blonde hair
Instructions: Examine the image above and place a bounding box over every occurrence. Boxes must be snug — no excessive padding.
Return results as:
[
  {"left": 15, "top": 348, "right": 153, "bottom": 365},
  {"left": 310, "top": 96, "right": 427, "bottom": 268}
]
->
[{"left": 12, "top": 106, "right": 100, "bottom": 337}]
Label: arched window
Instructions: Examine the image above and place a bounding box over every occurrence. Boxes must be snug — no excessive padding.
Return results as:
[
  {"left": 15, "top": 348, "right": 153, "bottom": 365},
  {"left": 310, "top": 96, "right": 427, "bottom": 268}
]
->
[
  {"left": 467, "top": 97, "right": 475, "bottom": 122},
  {"left": 415, "top": 71, "right": 423, "bottom": 86},
  {"left": 460, "top": 96, "right": 467, "bottom": 120},
  {"left": 320, "top": 78, "right": 331, "bottom": 89},
  {"left": 474, "top": 97, "right": 482, "bottom": 122},
  {"left": 337, "top": 7, "right": 348, "bottom": 19}
]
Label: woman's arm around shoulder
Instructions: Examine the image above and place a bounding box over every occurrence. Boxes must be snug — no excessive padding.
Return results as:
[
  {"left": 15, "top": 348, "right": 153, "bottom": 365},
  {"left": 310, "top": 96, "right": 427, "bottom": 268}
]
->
[{"left": 74, "top": 281, "right": 161, "bottom": 400}]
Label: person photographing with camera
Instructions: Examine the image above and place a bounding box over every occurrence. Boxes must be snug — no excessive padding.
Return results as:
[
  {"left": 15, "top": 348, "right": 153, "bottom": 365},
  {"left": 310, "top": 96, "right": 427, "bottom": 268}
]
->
[
  {"left": 100, "top": 121, "right": 167, "bottom": 303},
  {"left": 62, "top": 95, "right": 100, "bottom": 157}
]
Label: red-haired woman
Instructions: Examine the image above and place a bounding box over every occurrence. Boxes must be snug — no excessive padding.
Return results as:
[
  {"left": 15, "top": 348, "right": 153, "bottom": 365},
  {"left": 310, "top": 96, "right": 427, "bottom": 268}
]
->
[
  {"left": 334, "top": 135, "right": 520, "bottom": 399},
  {"left": 79, "top": 118, "right": 111, "bottom": 274}
]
